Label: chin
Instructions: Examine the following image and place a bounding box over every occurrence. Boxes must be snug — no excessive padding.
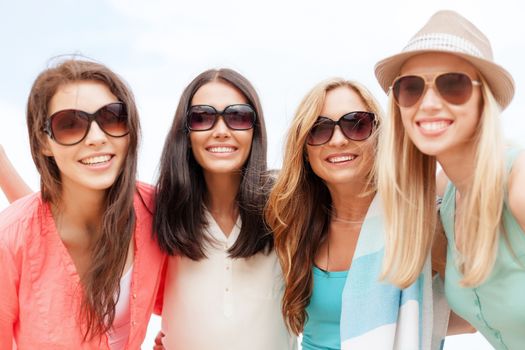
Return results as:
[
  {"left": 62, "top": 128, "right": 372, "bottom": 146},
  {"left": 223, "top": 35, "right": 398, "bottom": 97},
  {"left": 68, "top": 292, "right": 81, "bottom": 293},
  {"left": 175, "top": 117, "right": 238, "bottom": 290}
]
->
[
  {"left": 413, "top": 143, "right": 444, "bottom": 157},
  {"left": 85, "top": 176, "right": 120, "bottom": 191},
  {"left": 205, "top": 162, "right": 244, "bottom": 174}
]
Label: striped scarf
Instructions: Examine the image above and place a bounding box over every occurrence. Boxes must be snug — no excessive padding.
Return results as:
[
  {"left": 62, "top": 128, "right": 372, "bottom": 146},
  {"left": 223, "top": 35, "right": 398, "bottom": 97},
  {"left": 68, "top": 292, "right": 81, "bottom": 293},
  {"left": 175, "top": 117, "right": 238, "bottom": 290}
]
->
[{"left": 339, "top": 195, "right": 448, "bottom": 350}]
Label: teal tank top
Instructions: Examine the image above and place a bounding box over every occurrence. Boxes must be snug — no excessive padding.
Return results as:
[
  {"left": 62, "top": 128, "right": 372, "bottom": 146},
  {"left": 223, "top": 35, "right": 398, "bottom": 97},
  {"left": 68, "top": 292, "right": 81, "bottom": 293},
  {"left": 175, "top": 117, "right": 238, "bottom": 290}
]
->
[
  {"left": 441, "top": 148, "right": 525, "bottom": 350},
  {"left": 302, "top": 266, "right": 348, "bottom": 350}
]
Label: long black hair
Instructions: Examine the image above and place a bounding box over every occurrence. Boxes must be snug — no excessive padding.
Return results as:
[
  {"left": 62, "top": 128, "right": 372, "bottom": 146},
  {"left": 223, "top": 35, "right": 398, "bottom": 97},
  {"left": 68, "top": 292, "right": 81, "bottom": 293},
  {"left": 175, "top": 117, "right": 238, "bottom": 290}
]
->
[{"left": 154, "top": 68, "right": 273, "bottom": 260}]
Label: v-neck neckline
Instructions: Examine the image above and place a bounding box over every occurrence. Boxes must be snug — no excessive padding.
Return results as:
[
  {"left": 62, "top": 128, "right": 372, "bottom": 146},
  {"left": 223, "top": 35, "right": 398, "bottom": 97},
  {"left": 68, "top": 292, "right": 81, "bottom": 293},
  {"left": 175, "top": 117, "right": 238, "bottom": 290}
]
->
[
  {"left": 43, "top": 201, "right": 82, "bottom": 282},
  {"left": 42, "top": 201, "right": 137, "bottom": 284},
  {"left": 205, "top": 209, "right": 241, "bottom": 245}
]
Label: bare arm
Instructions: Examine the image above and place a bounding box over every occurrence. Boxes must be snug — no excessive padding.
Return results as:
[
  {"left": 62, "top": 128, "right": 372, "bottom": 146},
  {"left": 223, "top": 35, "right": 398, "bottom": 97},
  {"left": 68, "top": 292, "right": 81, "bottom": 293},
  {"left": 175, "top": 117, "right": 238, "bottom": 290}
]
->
[
  {"left": 447, "top": 311, "right": 476, "bottom": 335},
  {"left": 0, "top": 144, "right": 33, "bottom": 203},
  {"left": 508, "top": 152, "right": 525, "bottom": 232}
]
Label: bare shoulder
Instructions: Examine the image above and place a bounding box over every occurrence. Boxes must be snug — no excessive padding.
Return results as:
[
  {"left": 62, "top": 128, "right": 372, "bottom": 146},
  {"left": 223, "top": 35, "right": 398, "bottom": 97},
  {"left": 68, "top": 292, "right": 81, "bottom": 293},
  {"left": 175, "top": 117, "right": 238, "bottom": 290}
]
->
[
  {"left": 508, "top": 152, "right": 525, "bottom": 231},
  {"left": 436, "top": 169, "right": 449, "bottom": 198}
]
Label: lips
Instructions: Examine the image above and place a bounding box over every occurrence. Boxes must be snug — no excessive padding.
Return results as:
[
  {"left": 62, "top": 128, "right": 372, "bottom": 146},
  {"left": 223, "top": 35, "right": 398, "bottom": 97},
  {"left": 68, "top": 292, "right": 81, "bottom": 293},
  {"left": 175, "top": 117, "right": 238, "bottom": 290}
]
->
[
  {"left": 79, "top": 154, "right": 113, "bottom": 165},
  {"left": 417, "top": 120, "right": 452, "bottom": 131},
  {"left": 206, "top": 146, "right": 237, "bottom": 153},
  {"left": 326, "top": 154, "right": 357, "bottom": 163}
]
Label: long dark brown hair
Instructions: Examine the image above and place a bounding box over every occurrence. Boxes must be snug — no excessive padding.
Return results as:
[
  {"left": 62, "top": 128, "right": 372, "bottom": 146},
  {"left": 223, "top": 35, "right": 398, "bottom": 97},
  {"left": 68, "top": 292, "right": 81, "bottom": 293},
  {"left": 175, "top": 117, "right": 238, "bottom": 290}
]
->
[
  {"left": 154, "top": 68, "right": 273, "bottom": 260},
  {"left": 265, "top": 79, "right": 383, "bottom": 334},
  {"left": 26, "top": 58, "right": 140, "bottom": 340}
]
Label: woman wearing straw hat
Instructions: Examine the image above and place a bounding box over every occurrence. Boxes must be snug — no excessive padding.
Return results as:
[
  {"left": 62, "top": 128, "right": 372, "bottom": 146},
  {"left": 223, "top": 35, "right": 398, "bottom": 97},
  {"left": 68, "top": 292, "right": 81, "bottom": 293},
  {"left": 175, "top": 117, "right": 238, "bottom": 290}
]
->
[{"left": 375, "top": 10, "right": 525, "bottom": 349}]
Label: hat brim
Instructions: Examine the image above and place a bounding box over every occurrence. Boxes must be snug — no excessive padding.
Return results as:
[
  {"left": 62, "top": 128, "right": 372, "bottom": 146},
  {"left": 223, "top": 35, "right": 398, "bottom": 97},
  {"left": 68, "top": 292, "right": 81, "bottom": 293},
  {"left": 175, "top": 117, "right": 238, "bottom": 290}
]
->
[{"left": 374, "top": 50, "right": 515, "bottom": 110}]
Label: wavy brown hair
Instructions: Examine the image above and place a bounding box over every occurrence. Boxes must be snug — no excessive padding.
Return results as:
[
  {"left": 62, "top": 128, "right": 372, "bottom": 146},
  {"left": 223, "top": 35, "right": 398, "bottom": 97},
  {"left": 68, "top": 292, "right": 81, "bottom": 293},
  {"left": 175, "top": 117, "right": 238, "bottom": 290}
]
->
[
  {"left": 154, "top": 68, "right": 273, "bottom": 260},
  {"left": 265, "top": 78, "right": 383, "bottom": 334},
  {"left": 26, "top": 58, "right": 140, "bottom": 340}
]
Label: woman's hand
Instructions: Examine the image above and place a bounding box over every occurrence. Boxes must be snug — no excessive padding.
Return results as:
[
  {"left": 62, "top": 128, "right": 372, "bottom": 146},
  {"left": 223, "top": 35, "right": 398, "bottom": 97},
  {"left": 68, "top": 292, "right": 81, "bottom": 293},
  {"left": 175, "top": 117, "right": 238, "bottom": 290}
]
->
[{"left": 152, "top": 330, "right": 165, "bottom": 350}]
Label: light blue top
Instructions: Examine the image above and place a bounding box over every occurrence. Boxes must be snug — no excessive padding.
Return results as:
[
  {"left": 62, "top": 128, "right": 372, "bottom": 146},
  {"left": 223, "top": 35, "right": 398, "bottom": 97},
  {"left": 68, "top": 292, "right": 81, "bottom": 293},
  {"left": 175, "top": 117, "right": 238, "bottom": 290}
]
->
[
  {"left": 302, "top": 266, "right": 348, "bottom": 350},
  {"left": 441, "top": 148, "right": 525, "bottom": 350}
]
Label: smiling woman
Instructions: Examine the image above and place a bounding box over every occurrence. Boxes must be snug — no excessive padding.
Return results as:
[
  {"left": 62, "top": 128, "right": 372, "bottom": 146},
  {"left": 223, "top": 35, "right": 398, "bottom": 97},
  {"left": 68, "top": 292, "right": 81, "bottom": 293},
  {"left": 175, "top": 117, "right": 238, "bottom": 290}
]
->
[
  {"left": 0, "top": 59, "right": 165, "bottom": 350},
  {"left": 375, "top": 10, "right": 525, "bottom": 349},
  {"left": 153, "top": 68, "right": 296, "bottom": 349},
  {"left": 265, "top": 78, "right": 444, "bottom": 350}
]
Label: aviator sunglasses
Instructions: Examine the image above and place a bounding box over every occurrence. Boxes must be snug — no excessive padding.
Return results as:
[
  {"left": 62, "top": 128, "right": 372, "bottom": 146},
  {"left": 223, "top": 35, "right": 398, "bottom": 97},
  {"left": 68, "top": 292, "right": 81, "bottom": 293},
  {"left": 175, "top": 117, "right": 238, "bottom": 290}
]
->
[
  {"left": 187, "top": 104, "right": 256, "bottom": 131},
  {"left": 43, "top": 102, "right": 129, "bottom": 146},
  {"left": 307, "top": 111, "right": 376, "bottom": 146},
  {"left": 391, "top": 72, "right": 481, "bottom": 108}
]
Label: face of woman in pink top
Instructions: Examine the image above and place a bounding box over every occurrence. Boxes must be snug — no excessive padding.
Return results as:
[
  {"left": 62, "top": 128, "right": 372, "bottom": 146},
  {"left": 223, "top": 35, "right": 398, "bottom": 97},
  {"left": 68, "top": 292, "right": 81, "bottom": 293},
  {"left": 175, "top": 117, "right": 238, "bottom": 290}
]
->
[
  {"left": 189, "top": 80, "right": 254, "bottom": 176},
  {"left": 41, "top": 81, "right": 130, "bottom": 193}
]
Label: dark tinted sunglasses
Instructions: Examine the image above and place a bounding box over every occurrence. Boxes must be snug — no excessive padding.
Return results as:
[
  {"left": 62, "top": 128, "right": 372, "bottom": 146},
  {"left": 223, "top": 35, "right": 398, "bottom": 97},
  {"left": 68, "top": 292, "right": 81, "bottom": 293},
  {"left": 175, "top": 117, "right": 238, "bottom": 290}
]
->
[
  {"left": 391, "top": 72, "right": 481, "bottom": 107},
  {"left": 187, "top": 104, "right": 256, "bottom": 131},
  {"left": 307, "top": 111, "right": 376, "bottom": 146},
  {"left": 43, "top": 102, "right": 129, "bottom": 146}
]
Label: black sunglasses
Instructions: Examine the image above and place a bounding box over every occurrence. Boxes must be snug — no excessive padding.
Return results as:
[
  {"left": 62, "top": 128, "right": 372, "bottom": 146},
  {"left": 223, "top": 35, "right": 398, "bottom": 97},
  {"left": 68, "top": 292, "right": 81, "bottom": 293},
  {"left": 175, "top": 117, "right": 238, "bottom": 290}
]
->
[
  {"left": 187, "top": 104, "right": 256, "bottom": 131},
  {"left": 307, "top": 111, "right": 376, "bottom": 146},
  {"left": 391, "top": 72, "right": 481, "bottom": 107},
  {"left": 43, "top": 102, "right": 129, "bottom": 146}
]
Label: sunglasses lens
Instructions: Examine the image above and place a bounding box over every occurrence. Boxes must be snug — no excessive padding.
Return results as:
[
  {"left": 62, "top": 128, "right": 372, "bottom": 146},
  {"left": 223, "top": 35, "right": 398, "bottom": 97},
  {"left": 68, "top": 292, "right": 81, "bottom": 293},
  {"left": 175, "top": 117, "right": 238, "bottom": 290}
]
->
[
  {"left": 340, "top": 112, "right": 374, "bottom": 141},
  {"left": 436, "top": 73, "right": 473, "bottom": 105},
  {"left": 393, "top": 75, "right": 425, "bottom": 107},
  {"left": 51, "top": 111, "right": 89, "bottom": 145},
  {"left": 223, "top": 105, "right": 256, "bottom": 130},
  {"left": 188, "top": 106, "right": 216, "bottom": 130},
  {"left": 307, "top": 118, "right": 334, "bottom": 145},
  {"left": 97, "top": 103, "right": 129, "bottom": 137}
]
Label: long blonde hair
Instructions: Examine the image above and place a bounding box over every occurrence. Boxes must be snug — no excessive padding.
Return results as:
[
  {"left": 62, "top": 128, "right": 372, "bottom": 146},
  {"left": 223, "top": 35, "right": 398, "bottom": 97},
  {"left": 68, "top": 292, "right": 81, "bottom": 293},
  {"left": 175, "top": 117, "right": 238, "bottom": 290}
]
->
[
  {"left": 378, "top": 77, "right": 505, "bottom": 288},
  {"left": 265, "top": 78, "right": 383, "bottom": 334},
  {"left": 455, "top": 81, "right": 505, "bottom": 286}
]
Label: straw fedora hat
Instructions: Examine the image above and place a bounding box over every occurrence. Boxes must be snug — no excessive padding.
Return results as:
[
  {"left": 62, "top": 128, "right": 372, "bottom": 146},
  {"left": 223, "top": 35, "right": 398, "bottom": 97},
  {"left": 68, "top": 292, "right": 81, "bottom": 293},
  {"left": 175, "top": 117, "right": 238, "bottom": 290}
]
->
[{"left": 374, "top": 10, "right": 515, "bottom": 110}]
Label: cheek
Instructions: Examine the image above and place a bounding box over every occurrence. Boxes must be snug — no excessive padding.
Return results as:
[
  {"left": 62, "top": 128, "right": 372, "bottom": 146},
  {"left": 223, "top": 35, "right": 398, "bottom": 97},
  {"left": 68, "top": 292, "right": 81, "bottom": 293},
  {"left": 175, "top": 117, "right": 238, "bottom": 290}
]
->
[
  {"left": 399, "top": 108, "right": 414, "bottom": 128},
  {"left": 188, "top": 133, "right": 204, "bottom": 166},
  {"left": 119, "top": 136, "right": 131, "bottom": 154},
  {"left": 189, "top": 132, "right": 204, "bottom": 154},
  {"left": 239, "top": 131, "right": 254, "bottom": 156},
  {"left": 305, "top": 147, "right": 323, "bottom": 175},
  {"left": 359, "top": 144, "right": 376, "bottom": 173}
]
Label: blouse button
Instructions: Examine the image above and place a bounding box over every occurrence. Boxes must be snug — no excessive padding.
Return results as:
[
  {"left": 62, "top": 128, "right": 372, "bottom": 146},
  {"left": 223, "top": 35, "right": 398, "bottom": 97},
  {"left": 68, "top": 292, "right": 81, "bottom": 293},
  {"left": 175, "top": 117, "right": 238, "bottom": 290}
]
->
[{"left": 133, "top": 293, "right": 137, "bottom": 299}]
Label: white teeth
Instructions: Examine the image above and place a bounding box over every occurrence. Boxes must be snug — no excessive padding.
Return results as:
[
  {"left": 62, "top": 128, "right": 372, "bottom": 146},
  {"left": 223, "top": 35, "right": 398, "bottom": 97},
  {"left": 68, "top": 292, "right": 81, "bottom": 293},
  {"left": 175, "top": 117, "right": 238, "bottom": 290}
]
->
[
  {"left": 80, "top": 155, "right": 112, "bottom": 165},
  {"left": 328, "top": 155, "right": 356, "bottom": 163},
  {"left": 419, "top": 121, "right": 450, "bottom": 131},
  {"left": 208, "top": 147, "right": 236, "bottom": 153}
]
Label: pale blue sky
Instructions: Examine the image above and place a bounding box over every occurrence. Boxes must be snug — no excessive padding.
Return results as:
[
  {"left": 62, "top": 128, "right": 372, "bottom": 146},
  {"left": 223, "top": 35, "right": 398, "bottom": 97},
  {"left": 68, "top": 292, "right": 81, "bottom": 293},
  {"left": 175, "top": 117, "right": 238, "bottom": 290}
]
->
[{"left": 1, "top": 1, "right": 523, "bottom": 347}]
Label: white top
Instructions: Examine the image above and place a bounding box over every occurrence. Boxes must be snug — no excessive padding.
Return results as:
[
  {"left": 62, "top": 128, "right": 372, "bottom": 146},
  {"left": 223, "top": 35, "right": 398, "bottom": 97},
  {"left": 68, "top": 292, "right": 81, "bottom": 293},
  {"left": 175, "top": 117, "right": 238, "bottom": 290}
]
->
[
  {"left": 107, "top": 264, "right": 133, "bottom": 350},
  {"left": 161, "top": 211, "right": 296, "bottom": 350}
]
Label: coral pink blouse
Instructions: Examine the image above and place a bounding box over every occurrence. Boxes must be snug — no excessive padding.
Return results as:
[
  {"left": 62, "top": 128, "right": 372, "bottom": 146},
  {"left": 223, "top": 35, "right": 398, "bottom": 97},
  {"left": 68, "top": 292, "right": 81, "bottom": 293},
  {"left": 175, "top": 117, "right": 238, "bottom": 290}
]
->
[{"left": 0, "top": 182, "right": 166, "bottom": 350}]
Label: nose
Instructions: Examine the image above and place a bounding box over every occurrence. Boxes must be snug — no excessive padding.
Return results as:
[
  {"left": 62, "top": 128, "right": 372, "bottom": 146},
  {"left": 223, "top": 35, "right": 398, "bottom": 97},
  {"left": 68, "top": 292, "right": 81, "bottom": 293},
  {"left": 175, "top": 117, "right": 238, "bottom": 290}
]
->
[
  {"left": 211, "top": 116, "right": 231, "bottom": 138},
  {"left": 419, "top": 85, "right": 443, "bottom": 111},
  {"left": 84, "top": 121, "right": 108, "bottom": 146},
  {"left": 327, "top": 125, "right": 348, "bottom": 147}
]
